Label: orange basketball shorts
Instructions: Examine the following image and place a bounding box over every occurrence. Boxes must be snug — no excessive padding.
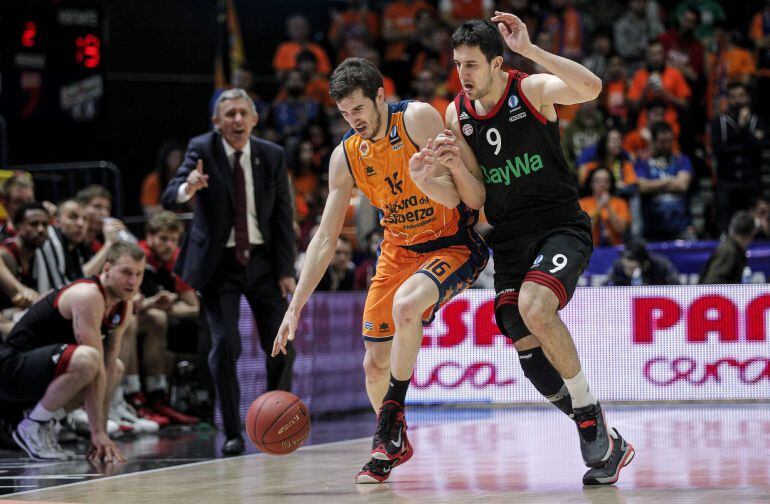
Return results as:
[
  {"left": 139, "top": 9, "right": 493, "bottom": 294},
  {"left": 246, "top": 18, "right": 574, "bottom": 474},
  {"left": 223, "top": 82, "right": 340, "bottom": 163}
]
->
[{"left": 362, "top": 231, "right": 488, "bottom": 341}]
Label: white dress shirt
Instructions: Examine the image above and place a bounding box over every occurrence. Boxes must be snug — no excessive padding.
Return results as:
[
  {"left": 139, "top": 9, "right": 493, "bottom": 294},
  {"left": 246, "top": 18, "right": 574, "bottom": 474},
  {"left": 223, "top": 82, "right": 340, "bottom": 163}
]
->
[{"left": 178, "top": 139, "right": 264, "bottom": 246}]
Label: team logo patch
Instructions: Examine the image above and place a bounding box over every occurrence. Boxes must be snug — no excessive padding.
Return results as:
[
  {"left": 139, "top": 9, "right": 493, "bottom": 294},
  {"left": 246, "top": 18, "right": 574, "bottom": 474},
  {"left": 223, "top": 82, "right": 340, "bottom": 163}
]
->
[
  {"left": 532, "top": 255, "right": 543, "bottom": 268},
  {"left": 459, "top": 111, "right": 470, "bottom": 120},
  {"left": 359, "top": 141, "right": 370, "bottom": 157},
  {"left": 462, "top": 123, "right": 474, "bottom": 136},
  {"left": 508, "top": 95, "right": 520, "bottom": 109},
  {"left": 363, "top": 321, "right": 374, "bottom": 331}
]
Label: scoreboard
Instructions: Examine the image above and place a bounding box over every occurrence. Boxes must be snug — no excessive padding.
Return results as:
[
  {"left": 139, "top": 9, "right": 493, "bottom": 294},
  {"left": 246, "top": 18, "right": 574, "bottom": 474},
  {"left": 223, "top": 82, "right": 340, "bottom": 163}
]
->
[{"left": 0, "top": 0, "right": 105, "bottom": 123}]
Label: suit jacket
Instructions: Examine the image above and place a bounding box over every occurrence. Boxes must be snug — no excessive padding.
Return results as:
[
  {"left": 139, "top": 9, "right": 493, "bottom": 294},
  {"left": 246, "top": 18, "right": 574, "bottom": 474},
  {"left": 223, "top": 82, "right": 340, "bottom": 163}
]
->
[{"left": 161, "top": 131, "right": 295, "bottom": 291}]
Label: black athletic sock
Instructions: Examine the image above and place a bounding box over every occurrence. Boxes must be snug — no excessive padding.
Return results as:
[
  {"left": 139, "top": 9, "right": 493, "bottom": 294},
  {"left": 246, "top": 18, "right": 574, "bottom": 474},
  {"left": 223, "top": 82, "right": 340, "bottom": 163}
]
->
[
  {"left": 518, "top": 347, "right": 574, "bottom": 417},
  {"left": 382, "top": 374, "right": 410, "bottom": 406}
]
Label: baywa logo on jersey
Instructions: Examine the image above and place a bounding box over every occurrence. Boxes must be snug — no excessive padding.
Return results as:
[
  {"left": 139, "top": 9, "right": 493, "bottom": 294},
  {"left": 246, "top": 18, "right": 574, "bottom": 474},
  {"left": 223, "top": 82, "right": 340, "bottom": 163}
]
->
[
  {"left": 359, "top": 141, "right": 371, "bottom": 158},
  {"left": 462, "top": 123, "right": 474, "bottom": 136},
  {"left": 481, "top": 152, "right": 543, "bottom": 185}
]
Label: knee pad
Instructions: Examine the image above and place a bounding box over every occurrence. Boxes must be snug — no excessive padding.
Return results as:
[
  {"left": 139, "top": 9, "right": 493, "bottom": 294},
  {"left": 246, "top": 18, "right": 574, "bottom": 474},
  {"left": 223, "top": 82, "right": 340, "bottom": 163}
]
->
[{"left": 494, "top": 302, "right": 531, "bottom": 343}]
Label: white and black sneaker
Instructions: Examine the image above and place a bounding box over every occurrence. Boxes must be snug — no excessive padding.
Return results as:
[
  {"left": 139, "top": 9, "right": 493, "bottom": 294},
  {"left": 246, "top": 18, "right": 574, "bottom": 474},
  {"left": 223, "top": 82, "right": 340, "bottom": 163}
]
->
[
  {"left": 12, "top": 418, "right": 70, "bottom": 460},
  {"left": 66, "top": 408, "right": 120, "bottom": 438},
  {"left": 583, "top": 428, "right": 635, "bottom": 485},
  {"left": 109, "top": 394, "right": 160, "bottom": 433}
]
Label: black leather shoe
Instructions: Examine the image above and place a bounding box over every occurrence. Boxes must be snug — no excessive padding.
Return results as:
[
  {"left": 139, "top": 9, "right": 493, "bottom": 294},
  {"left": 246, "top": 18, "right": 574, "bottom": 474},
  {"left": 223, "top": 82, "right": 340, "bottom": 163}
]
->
[{"left": 221, "top": 436, "right": 245, "bottom": 456}]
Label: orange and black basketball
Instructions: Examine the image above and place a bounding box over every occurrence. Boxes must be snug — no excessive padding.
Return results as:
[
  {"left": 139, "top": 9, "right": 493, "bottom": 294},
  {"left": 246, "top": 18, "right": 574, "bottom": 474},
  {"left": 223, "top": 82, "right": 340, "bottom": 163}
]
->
[{"left": 245, "top": 390, "right": 310, "bottom": 455}]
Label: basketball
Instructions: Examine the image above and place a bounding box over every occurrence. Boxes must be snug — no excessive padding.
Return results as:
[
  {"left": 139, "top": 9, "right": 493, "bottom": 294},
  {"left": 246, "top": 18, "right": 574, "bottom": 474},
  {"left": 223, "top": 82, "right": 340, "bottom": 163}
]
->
[{"left": 245, "top": 390, "right": 310, "bottom": 455}]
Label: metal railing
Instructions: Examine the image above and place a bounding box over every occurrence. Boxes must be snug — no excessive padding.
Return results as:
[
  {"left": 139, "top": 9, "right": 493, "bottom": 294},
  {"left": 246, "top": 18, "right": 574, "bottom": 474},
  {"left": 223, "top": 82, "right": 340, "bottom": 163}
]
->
[{"left": 10, "top": 161, "right": 123, "bottom": 217}]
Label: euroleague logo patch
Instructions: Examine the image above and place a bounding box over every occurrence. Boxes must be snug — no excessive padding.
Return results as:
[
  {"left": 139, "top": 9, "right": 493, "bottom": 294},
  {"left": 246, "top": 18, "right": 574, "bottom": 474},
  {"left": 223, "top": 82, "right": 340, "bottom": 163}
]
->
[
  {"left": 508, "top": 94, "right": 520, "bottom": 109},
  {"left": 462, "top": 123, "right": 474, "bottom": 136},
  {"left": 531, "top": 254, "right": 544, "bottom": 268}
]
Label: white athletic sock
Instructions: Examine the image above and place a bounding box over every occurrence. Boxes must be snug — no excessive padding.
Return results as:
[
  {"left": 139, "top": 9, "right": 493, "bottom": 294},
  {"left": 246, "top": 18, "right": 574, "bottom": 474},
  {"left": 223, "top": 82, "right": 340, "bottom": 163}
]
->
[
  {"left": 28, "top": 403, "right": 57, "bottom": 423},
  {"left": 146, "top": 375, "right": 168, "bottom": 393},
  {"left": 563, "top": 370, "right": 598, "bottom": 409},
  {"left": 123, "top": 374, "right": 141, "bottom": 395}
]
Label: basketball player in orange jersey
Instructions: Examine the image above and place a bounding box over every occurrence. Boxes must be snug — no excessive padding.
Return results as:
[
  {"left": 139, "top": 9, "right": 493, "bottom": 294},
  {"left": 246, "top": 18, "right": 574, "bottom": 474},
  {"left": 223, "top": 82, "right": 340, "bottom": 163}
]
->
[
  {"left": 272, "top": 57, "right": 488, "bottom": 483},
  {"left": 431, "top": 13, "right": 634, "bottom": 485}
]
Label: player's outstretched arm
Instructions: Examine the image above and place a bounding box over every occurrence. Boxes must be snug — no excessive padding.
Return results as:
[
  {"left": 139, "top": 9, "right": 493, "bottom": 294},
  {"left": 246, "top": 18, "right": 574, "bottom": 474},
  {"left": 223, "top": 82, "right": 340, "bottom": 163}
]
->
[
  {"left": 492, "top": 11, "right": 602, "bottom": 108},
  {"left": 442, "top": 104, "right": 486, "bottom": 210},
  {"left": 405, "top": 102, "right": 462, "bottom": 208},
  {"left": 272, "top": 145, "right": 354, "bottom": 357}
]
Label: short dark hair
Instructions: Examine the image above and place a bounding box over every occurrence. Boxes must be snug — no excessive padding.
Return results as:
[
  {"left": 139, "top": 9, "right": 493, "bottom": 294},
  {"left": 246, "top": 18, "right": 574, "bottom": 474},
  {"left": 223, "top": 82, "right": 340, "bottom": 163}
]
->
[
  {"left": 104, "top": 241, "right": 146, "bottom": 265},
  {"left": 146, "top": 211, "right": 184, "bottom": 235},
  {"left": 729, "top": 211, "right": 756, "bottom": 237},
  {"left": 727, "top": 81, "right": 748, "bottom": 94},
  {"left": 75, "top": 184, "right": 112, "bottom": 205},
  {"left": 329, "top": 58, "right": 383, "bottom": 102},
  {"left": 650, "top": 121, "right": 673, "bottom": 139},
  {"left": 451, "top": 19, "right": 504, "bottom": 62},
  {"left": 14, "top": 201, "right": 47, "bottom": 226}
]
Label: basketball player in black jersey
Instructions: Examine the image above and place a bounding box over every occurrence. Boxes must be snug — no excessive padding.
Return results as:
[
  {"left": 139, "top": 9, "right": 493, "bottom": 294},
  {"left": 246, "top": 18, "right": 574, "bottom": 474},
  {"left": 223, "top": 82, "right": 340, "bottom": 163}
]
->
[
  {"left": 429, "top": 14, "right": 634, "bottom": 485},
  {"left": 0, "top": 241, "right": 144, "bottom": 462}
]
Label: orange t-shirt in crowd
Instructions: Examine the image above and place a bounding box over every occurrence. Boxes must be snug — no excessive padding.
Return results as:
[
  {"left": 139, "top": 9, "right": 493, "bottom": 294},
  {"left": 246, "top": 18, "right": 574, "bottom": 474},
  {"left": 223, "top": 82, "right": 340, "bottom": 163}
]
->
[
  {"left": 328, "top": 9, "right": 380, "bottom": 43},
  {"left": 272, "top": 41, "right": 332, "bottom": 75},
  {"left": 706, "top": 47, "right": 756, "bottom": 118},
  {"left": 627, "top": 66, "right": 691, "bottom": 133},
  {"left": 140, "top": 172, "right": 162, "bottom": 208},
  {"left": 578, "top": 195, "right": 631, "bottom": 247},
  {"left": 602, "top": 79, "right": 628, "bottom": 120},
  {"left": 440, "top": 0, "right": 490, "bottom": 21},
  {"left": 382, "top": 0, "right": 434, "bottom": 62},
  {"left": 750, "top": 10, "right": 770, "bottom": 77},
  {"left": 540, "top": 7, "right": 585, "bottom": 59}
]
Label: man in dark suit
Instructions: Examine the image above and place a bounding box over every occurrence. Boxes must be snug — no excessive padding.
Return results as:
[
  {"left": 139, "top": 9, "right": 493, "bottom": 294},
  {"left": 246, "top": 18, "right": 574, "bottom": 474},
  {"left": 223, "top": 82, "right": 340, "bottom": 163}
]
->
[{"left": 161, "top": 88, "right": 296, "bottom": 455}]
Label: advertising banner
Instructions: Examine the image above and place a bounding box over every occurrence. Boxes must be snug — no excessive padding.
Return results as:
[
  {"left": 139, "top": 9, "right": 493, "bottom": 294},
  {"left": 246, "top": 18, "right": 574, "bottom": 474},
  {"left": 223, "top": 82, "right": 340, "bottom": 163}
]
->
[{"left": 412, "top": 285, "right": 770, "bottom": 403}]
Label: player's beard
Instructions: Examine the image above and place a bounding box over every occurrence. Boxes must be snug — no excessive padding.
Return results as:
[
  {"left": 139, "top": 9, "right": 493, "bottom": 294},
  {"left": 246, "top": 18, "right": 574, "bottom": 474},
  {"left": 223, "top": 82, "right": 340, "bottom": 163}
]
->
[
  {"left": 475, "top": 71, "right": 495, "bottom": 101},
  {"left": 366, "top": 106, "right": 383, "bottom": 140}
]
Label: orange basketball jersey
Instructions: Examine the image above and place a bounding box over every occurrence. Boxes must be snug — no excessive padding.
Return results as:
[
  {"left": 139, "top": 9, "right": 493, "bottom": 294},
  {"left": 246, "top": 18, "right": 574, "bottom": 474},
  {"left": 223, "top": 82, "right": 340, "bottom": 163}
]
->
[{"left": 342, "top": 101, "right": 476, "bottom": 248}]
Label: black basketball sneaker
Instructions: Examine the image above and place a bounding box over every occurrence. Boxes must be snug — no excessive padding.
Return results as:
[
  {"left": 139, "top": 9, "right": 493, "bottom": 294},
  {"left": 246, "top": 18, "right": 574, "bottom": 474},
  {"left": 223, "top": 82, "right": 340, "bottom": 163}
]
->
[
  {"left": 583, "top": 428, "right": 635, "bottom": 485},
  {"left": 573, "top": 402, "right": 613, "bottom": 468}
]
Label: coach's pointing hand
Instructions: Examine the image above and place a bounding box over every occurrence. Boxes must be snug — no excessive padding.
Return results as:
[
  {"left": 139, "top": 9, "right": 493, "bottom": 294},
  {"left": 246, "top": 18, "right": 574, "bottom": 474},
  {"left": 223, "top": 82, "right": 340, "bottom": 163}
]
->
[{"left": 185, "top": 160, "right": 209, "bottom": 195}]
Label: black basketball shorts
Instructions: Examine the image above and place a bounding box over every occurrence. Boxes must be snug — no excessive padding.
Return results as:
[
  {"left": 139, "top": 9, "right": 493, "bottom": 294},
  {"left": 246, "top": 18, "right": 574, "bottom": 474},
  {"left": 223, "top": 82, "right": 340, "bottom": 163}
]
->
[
  {"left": 492, "top": 215, "right": 593, "bottom": 341},
  {"left": 0, "top": 343, "right": 77, "bottom": 402}
]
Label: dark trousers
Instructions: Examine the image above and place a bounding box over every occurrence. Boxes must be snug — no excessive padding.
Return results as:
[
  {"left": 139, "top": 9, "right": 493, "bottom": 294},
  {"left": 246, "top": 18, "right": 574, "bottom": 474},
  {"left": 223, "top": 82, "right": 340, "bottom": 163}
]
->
[{"left": 201, "top": 246, "right": 295, "bottom": 438}]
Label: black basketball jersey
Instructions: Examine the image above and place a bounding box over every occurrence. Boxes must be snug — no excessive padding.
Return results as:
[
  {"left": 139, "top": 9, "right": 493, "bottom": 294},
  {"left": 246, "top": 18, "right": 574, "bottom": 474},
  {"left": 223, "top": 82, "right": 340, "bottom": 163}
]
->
[
  {"left": 0, "top": 276, "right": 127, "bottom": 354},
  {"left": 456, "top": 70, "right": 582, "bottom": 241}
]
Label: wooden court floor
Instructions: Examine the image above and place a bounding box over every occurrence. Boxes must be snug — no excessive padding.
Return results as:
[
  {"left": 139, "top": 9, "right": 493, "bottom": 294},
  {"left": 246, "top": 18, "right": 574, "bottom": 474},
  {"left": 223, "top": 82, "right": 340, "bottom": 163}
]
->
[{"left": 1, "top": 405, "right": 768, "bottom": 503}]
